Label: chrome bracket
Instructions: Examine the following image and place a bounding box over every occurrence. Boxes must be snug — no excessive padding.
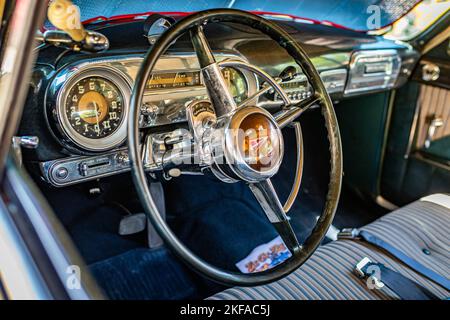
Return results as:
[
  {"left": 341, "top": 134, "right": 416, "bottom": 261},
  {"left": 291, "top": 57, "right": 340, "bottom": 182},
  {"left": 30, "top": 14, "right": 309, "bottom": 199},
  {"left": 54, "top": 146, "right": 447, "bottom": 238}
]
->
[{"left": 422, "top": 63, "right": 440, "bottom": 82}]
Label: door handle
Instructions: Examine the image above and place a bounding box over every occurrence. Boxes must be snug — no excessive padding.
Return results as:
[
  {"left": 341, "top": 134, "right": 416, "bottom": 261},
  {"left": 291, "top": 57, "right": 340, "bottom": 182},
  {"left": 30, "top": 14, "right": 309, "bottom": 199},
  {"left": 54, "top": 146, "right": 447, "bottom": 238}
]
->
[{"left": 425, "top": 117, "right": 444, "bottom": 148}]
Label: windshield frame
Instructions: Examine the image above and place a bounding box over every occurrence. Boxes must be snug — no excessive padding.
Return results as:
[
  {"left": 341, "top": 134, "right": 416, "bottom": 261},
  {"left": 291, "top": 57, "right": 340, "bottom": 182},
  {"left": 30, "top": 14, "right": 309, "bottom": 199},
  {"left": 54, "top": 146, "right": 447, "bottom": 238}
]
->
[{"left": 53, "top": 0, "right": 426, "bottom": 33}]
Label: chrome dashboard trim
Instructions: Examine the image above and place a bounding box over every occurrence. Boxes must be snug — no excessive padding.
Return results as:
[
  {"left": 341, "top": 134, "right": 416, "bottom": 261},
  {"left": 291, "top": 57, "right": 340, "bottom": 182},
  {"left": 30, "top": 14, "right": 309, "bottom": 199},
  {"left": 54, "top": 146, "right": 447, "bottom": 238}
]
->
[
  {"left": 42, "top": 50, "right": 377, "bottom": 187},
  {"left": 320, "top": 69, "right": 348, "bottom": 94},
  {"left": 40, "top": 148, "right": 130, "bottom": 187},
  {"left": 344, "top": 49, "right": 401, "bottom": 96}
]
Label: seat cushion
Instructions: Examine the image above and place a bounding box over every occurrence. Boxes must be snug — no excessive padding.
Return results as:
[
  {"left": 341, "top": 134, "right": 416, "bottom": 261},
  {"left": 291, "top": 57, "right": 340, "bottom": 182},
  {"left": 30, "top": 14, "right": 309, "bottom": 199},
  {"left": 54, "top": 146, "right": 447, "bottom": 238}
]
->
[{"left": 208, "top": 194, "right": 450, "bottom": 300}]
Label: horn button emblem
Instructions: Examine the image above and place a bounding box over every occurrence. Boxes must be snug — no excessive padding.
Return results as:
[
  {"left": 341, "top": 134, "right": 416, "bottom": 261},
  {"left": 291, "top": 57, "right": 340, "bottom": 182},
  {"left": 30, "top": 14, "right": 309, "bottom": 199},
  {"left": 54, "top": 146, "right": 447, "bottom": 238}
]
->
[
  {"left": 240, "top": 113, "right": 278, "bottom": 171},
  {"left": 210, "top": 107, "right": 284, "bottom": 183}
]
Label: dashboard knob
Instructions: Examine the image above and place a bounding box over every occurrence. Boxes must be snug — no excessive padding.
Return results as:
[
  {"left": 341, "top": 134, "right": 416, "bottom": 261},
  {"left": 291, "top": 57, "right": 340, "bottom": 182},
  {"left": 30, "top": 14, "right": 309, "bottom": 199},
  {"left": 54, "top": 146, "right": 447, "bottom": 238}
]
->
[
  {"left": 116, "top": 152, "right": 130, "bottom": 165},
  {"left": 140, "top": 103, "right": 159, "bottom": 126},
  {"left": 141, "top": 103, "right": 158, "bottom": 116},
  {"left": 55, "top": 167, "right": 69, "bottom": 180}
]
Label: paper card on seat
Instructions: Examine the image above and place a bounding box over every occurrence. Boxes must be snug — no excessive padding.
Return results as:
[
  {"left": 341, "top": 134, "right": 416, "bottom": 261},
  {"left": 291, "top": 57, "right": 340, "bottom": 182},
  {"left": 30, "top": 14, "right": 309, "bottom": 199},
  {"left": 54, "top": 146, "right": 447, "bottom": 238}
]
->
[{"left": 236, "top": 236, "right": 292, "bottom": 273}]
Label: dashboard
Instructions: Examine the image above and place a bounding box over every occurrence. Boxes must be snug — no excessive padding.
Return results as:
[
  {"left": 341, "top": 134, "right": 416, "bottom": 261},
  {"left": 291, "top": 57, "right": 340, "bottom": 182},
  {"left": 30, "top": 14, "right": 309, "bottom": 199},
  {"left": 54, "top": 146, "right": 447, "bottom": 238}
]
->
[
  {"left": 46, "top": 54, "right": 259, "bottom": 154},
  {"left": 24, "top": 19, "right": 420, "bottom": 187}
]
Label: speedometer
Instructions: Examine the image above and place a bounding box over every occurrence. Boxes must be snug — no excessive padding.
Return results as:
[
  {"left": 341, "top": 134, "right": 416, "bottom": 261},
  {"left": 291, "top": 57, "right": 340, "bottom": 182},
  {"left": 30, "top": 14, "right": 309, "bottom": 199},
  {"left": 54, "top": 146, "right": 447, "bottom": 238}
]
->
[
  {"left": 66, "top": 77, "right": 124, "bottom": 139},
  {"left": 55, "top": 70, "right": 130, "bottom": 152}
]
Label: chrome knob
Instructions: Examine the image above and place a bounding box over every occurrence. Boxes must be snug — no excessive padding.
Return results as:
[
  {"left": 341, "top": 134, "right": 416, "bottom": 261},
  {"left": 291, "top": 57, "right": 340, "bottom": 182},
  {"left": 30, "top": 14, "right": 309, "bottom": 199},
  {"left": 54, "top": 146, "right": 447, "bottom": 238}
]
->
[
  {"left": 116, "top": 152, "right": 130, "bottom": 165},
  {"left": 141, "top": 103, "right": 159, "bottom": 116}
]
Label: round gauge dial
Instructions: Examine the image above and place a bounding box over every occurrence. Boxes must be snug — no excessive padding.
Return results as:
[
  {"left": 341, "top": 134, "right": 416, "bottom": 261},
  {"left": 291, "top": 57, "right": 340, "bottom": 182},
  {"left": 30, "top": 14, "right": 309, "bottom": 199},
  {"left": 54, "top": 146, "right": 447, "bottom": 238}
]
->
[
  {"left": 65, "top": 77, "right": 124, "bottom": 139},
  {"left": 222, "top": 67, "right": 248, "bottom": 104}
]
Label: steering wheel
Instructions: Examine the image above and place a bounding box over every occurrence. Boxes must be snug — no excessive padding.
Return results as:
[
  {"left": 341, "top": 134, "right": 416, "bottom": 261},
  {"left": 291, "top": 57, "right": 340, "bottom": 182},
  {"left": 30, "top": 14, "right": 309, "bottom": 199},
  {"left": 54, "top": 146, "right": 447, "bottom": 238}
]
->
[{"left": 128, "top": 9, "right": 342, "bottom": 286}]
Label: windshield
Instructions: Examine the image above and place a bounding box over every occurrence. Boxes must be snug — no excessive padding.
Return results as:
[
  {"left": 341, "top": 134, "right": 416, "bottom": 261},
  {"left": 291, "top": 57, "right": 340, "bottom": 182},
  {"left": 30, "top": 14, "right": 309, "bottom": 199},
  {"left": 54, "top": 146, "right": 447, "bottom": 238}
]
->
[
  {"left": 72, "top": 0, "right": 423, "bottom": 31},
  {"left": 384, "top": 0, "right": 450, "bottom": 40}
]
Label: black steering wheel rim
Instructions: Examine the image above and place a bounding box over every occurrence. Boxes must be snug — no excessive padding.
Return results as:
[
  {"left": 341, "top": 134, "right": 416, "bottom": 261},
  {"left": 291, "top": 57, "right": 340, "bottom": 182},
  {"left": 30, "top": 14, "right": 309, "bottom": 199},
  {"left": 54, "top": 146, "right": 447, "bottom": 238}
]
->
[{"left": 128, "top": 8, "right": 342, "bottom": 287}]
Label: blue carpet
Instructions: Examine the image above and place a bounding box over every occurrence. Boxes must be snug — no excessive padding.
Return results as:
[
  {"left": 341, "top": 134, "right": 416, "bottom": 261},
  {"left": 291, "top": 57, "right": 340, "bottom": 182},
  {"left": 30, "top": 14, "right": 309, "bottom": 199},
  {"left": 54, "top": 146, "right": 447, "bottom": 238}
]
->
[{"left": 90, "top": 247, "right": 199, "bottom": 300}]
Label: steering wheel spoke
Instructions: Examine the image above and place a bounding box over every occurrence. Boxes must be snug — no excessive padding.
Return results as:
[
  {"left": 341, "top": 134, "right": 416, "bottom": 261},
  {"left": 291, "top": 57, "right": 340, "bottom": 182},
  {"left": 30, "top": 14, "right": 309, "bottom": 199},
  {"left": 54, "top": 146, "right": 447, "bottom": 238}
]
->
[
  {"left": 190, "top": 26, "right": 236, "bottom": 117},
  {"left": 249, "top": 179, "right": 301, "bottom": 255},
  {"left": 237, "top": 78, "right": 282, "bottom": 109},
  {"left": 190, "top": 25, "right": 216, "bottom": 67},
  {"left": 275, "top": 94, "right": 322, "bottom": 129}
]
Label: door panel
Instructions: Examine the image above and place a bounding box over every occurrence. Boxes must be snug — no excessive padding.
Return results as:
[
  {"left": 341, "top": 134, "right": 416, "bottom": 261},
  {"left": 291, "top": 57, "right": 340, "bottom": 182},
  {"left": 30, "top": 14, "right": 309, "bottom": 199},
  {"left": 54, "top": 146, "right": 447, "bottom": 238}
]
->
[
  {"left": 380, "top": 36, "right": 450, "bottom": 205},
  {"left": 415, "top": 84, "right": 450, "bottom": 161}
]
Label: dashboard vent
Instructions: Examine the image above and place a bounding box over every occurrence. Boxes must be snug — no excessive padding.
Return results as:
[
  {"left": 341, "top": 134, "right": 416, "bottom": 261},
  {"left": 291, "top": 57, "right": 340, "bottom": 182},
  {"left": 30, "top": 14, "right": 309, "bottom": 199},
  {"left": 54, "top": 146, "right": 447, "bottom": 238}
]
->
[{"left": 345, "top": 50, "right": 401, "bottom": 96}]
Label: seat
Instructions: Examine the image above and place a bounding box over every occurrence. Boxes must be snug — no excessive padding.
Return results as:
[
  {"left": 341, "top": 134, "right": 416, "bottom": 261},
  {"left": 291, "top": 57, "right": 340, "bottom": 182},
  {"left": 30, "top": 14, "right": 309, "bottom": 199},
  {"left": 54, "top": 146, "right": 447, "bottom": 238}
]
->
[{"left": 209, "top": 194, "right": 450, "bottom": 300}]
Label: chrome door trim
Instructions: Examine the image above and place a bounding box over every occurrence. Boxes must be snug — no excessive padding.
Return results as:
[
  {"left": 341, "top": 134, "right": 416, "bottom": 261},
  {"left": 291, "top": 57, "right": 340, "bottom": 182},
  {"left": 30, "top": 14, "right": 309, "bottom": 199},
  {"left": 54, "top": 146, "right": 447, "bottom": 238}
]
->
[
  {"left": 0, "top": 199, "right": 51, "bottom": 299},
  {"left": 5, "top": 157, "right": 104, "bottom": 300}
]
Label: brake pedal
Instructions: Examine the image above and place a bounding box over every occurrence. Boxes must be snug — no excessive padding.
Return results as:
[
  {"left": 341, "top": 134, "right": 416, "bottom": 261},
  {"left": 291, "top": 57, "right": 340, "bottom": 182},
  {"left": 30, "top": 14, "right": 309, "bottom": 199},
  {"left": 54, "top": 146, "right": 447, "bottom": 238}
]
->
[{"left": 119, "top": 213, "right": 147, "bottom": 235}]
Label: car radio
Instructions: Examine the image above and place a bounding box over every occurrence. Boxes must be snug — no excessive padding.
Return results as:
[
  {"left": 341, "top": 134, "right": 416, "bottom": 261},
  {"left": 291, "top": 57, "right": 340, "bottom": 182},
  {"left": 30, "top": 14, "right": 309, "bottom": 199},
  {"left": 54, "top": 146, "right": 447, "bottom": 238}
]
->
[{"left": 273, "top": 74, "right": 313, "bottom": 102}]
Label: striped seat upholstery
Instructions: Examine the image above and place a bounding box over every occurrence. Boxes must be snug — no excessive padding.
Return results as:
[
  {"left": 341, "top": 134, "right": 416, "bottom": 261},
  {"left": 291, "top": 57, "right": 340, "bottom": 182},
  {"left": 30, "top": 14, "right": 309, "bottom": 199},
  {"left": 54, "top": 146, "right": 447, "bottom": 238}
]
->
[{"left": 209, "top": 194, "right": 450, "bottom": 300}]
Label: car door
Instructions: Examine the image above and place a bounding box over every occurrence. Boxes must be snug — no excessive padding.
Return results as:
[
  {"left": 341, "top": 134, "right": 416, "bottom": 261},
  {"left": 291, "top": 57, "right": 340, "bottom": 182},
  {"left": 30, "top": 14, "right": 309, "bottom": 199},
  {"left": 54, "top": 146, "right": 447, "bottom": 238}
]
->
[
  {"left": 381, "top": 23, "right": 450, "bottom": 205},
  {"left": 413, "top": 37, "right": 450, "bottom": 164}
]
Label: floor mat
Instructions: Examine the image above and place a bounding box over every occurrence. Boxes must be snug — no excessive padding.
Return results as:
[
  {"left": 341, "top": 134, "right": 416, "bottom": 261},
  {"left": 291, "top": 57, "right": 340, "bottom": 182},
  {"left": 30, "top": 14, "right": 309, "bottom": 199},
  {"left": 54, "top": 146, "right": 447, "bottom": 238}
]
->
[
  {"left": 68, "top": 204, "right": 145, "bottom": 265},
  {"left": 90, "top": 247, "right": 199, "bottom": 300}
]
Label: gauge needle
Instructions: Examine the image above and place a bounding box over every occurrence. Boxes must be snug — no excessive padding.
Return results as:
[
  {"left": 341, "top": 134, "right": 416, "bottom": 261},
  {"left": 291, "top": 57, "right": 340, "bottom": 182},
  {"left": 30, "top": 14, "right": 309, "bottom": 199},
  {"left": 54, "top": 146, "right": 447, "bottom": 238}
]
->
[{"left": 93, "top": 101, "right": 100, "bottom": 135}]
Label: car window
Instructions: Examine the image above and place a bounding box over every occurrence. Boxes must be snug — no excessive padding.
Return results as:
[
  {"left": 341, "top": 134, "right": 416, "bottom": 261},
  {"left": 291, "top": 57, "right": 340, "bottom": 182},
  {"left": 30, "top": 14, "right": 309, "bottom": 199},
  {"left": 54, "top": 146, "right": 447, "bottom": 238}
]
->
[{"left": 384, "top": 0, "right": 450, "bottom": 40}]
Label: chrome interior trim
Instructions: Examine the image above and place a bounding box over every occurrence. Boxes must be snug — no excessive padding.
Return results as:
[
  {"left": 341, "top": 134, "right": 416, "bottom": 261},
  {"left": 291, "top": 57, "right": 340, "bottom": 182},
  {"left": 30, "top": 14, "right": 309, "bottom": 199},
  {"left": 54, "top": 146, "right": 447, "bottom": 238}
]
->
[
  {"left": 344, "top": 49, "right": 401, "bottom": 96},
  {"left": 320, "top": 69, "right": 348, "bottom": 94},
  {"left": 201, "top": 62, "right": 237, "bottom": 116},
  {"left": 218, "top": 60, "right": 290, "bottom": 106},
  {"left": 6, "top": 158, "right": 104, "bottom": 299},
  {"left": 0, "top": 199, "right": 51, "bottom": 299},
  {"left": 40, "top": 148, "right": 130, "bottom": 187},
  {"left": 214, "top": 106, "right": 284, "bottom": 183},
  {"left": 375, "top": 195, "right": 399, "bottom": 211},
  {"left": 404, "top": 89, "right": 422, "bottom": 159},
  {"left": 412, "top": 151, "right": 450, "bottom": 171}
]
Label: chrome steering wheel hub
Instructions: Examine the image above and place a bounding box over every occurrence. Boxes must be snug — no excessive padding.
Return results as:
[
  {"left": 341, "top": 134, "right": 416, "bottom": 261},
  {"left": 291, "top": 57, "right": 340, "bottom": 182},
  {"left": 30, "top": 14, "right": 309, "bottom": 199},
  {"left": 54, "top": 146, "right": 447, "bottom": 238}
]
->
[{"left": 209, "top": 107, "right": 284, "bottom": 183}]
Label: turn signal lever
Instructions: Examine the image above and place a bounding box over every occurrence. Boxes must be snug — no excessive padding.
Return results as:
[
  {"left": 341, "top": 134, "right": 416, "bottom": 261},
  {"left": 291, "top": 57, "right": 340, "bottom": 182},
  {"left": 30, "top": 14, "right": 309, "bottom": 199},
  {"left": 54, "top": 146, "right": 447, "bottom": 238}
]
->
[{"left": 40, "top": 0, "right": 109, "bottom": 52}]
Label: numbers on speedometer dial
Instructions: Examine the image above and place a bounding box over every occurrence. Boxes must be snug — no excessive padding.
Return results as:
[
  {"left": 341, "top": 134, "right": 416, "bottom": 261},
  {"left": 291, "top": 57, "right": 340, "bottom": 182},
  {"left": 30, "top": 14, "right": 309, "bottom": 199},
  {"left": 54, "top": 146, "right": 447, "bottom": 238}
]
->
[{"left": 65, "top": 77, "right": 124, "bottom": 139}]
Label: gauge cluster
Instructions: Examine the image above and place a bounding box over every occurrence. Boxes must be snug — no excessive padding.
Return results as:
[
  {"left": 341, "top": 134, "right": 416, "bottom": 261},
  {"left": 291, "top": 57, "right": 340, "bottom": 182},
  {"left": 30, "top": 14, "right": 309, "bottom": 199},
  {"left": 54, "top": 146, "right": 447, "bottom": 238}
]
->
[
  {"left": 43, "top": 53, "right": 349, "bottom": 187},
  {"left": 45, "top": 54, "right": 257, "bottom": 155},
  {"left": 39, "top": 47, "right": 375, "bottom": 188}
]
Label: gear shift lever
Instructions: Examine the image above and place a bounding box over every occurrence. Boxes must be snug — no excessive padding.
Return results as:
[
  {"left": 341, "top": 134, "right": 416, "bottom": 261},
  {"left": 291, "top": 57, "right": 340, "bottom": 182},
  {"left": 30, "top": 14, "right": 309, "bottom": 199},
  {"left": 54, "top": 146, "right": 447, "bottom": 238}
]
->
[
  {"left": 48, "top": 0, "right": 87, "bottom": 42},
  {"left": 44, "top": 0, "right": 109, "bottom": 52}
]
